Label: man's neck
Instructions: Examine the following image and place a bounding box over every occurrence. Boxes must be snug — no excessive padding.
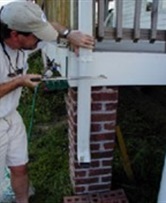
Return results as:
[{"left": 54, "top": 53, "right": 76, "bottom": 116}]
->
[{"left": 4, "top": 39, "right": 18, "bottom": 50}]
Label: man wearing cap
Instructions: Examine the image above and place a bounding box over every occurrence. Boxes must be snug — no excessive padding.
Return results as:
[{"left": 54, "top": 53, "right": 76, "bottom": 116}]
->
[{"left": 0, "top": 1, "right": 94, "bottom": 203}]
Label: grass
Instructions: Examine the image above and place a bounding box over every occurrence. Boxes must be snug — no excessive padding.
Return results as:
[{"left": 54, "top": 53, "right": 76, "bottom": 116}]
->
[
  {"left": 19, "top": 87, "right": 72, "bottom": 203},
  {"left": 18, "top": 52, "right": 72, "bottom": 203},
  {"left": 18, "top": 52, "right": 166, "bottom": 203},
  {"left": 28, "top": 123, "right": 72, "bottom": 203}
]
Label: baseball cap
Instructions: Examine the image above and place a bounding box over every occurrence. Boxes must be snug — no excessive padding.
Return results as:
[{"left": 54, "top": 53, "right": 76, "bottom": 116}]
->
[{"left": 0, "top": 1, "right": 58, "bottom": 41}]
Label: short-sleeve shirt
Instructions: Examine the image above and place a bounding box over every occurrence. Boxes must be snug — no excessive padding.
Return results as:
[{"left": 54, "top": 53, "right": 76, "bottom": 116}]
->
[{"left": 0, "top": 43, "right": 29, "bottom": 118}]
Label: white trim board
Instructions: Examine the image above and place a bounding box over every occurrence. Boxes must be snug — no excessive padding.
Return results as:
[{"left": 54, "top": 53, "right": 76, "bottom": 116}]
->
[
  {"left": 67, "top": 51, "right": 166, "bottom": 86},
  {"left": 42, "top": 44, "right": 166, "bottom": 86}
]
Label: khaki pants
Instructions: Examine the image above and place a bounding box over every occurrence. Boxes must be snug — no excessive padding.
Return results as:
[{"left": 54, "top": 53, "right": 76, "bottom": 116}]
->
[{"left": 0, "top": 110, "right": 28, "bottom": 185}]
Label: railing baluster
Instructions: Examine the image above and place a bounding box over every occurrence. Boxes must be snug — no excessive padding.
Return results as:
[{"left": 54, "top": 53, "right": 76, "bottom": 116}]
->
[
  {"left": 134, "top": 0, "right": 142, "bottom": 42},
  {"left": 150, "top": 0, "right": 159, "bottom": 43},
  {"left": 98, "top": 0, "right": 105, "bottom": 39},
  {"left": 116, "top": 0, "right": 123, "bottom": 41},
  {"left": 95, "top": 0, "right": 164, "bottom": 43},
  {"left": 104, "top": 0, "right": 109, "bottom": 18},
  {"left": 93, "top": 0, "right": 96, "bottom": 36}
]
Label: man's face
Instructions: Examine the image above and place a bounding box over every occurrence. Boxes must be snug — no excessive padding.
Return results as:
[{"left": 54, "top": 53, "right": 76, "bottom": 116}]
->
[{"left": 17, "top": 33, "right": 41, "bottom": 50}]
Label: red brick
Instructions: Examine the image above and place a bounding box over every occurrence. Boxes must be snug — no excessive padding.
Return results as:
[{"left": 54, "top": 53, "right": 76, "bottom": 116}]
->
[
  {"left": 63, "top": 188, "right": 129, "bottom": 203},
  {"left": 104, "top": 123, "right": 116, "bottom": 130},
  {"left": 89, "top": 168, "right": 111, "bottom": 176},
  {"left": 91, "top": 123, "right": 102, "bottom": 132},
  {"left": 75, "top": 186, "right": 86, "bottom": 193},
  {"left": 103, "top": 142, "right": 115, "bottom": 150},
  {"left": 66, "top": 86, "right": 119, "bottom": 194},
  {"left": 75, "top": 177, "right": 99, "bottom": 184},
  {"left": 75, "top": 171, "right": 87, "bottom": 177},
  {"left": 100, "top": 189, "right": 126, "bottom": 200},
  {"left": 92, "top": 92, "right": 116, "bottom": 102},
  {"left": 91, "top": 151, "right": 113, "bottom": 159},
  {"left": 102, "top": 175, "right": 112, "bottom": 182},
  {"left": 105, "top": 103, "right": 118, "bottom": 111},
  {"left": 90, "top": 143, "right": 100, "bottom": 151},
  {"left": 91, "top": 103, "right": 102, "bottom": 111},
  {"left": 91, "top": 113, "right": 117, "bottom": 122},
  {"left": 91, "top": 133, "right": 115, "bottom": 141},
  {"left": 64, "top": 195, "right": 88, "bottom": 203},
  {"left": 90, "top": 160, "right": 100, "bottom": 167},
  {"left": 102, "top": 159, "right": 113, "bottom": 167},
  {"left": 68, "top": 88, "right": 77, "bottom": 100},
  {"left": 68, "top": 113, "right": 77, "bottom": 126},
  {"left": 74, "top": 160, "right": 100, "bottom": 168},
  {"left": 89, "top": 193, "right": 101, "bottom": 203}
]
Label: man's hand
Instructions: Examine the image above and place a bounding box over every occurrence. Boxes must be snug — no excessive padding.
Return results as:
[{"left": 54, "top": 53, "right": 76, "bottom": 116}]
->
[
  {"left": 50, "top": 22, "right": 95, "bottom": 55},
  {"left": 17, "top": 74, "right": 42, "bottom": 89},
  {"left": 66, "top": 30, "right": 95, "bottom": 56}
]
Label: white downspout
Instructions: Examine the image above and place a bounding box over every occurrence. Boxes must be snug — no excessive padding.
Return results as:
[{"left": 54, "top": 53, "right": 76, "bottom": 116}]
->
[{"left": 77, "top": 0, "right": 93, "bottom": 163}]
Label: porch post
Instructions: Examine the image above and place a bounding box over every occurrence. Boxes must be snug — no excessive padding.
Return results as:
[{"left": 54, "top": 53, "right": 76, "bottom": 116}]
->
[{"left": 66, "top": 86, "right": 119, "bottom": 194}]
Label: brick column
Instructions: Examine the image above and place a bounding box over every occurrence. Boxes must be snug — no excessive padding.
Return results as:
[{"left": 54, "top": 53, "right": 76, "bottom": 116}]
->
[{"left": 66, "top": 86, "right": 119, "bottom": 194}]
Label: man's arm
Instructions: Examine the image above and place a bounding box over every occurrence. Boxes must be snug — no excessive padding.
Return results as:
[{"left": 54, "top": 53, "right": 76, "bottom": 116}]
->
[
  {"left": 0, "top": 74, "right": 41, "bottom": 98},
  {"left": 0, "top": 79, "right": 20, "bottom": 98},
  {"left": 51, "top": 22, "right": 95, "bottom": 49}
]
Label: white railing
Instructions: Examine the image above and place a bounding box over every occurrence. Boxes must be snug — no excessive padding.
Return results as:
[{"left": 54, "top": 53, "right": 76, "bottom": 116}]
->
[{"left": 95, "top": 0, "right": 166, "bottom": 42}]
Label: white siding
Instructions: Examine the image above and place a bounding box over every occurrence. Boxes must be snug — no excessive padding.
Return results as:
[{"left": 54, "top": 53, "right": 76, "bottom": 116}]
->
[{"left": 111, "top": 0, "right": 166, "bottom": 30}]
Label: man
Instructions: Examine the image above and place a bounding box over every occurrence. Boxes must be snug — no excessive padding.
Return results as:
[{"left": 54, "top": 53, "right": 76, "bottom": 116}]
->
[{"left": 0, "top": 1, "right": 94, "bottom": 203}]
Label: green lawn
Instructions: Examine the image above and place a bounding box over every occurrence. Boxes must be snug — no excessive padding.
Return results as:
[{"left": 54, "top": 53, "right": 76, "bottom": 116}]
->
[{"left": 18, "top": 52, "right": 72, "bottom": 203}]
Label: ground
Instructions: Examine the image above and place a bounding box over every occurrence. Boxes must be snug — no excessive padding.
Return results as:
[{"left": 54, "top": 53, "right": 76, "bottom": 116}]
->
[{"left": 112, "top": 86, "right": 166, "bottom": 203}]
